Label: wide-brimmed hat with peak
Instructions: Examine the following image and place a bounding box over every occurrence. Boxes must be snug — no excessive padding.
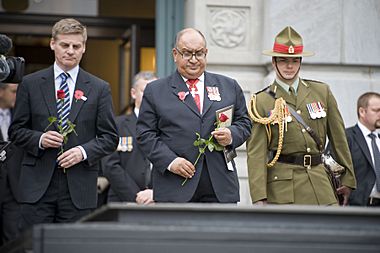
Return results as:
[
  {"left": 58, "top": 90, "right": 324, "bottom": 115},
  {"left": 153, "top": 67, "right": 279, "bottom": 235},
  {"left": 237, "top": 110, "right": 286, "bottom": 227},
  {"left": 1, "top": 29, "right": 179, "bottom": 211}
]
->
[{"left": 263, "top": 26, "right": 314, "bottom": 57}]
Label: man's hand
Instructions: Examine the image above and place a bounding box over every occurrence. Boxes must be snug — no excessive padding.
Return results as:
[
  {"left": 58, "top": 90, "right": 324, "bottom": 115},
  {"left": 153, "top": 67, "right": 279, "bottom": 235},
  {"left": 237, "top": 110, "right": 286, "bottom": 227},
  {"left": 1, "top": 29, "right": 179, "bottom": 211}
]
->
[
  {"left": 212, "top": 127, "right": 232, "bottom": 146},
  {"left": 170, "top": 157, "right": 195, "bottom": 179},
  {"left": 337, "top": 185, "right": 351, "bottom": 206},
  {"left": 254, "top": 199, "right": 267, "bottom": 206},
  {"left": 136, "top": 189, "right": 154, "bottom": 205},
  {"left": 97, "top": 177, "right": 110, "bottom": 193},
  {"left": 41, "top": 131, "right": 63, "bottom": 149},
  {"left": 57, "top": 147, "right": 83, "bottom": 169}
]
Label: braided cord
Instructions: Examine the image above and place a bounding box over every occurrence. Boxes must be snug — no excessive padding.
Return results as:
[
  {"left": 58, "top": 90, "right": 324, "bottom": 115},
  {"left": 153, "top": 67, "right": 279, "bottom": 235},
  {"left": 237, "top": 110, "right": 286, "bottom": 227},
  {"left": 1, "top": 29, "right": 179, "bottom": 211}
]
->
[{"left": 248, "top": 95, "right": 288, "bottom": 167}]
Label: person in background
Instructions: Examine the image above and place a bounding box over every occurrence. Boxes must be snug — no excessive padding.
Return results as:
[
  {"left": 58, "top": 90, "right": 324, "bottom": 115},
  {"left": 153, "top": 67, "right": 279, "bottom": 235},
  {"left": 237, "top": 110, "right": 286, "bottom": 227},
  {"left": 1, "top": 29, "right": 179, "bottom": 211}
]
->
[
  {"left": 103, "top": 71, "right": 157, "bottom": 204},
  {"left": 8, "top": 18, "right": 118, "bottom": 231},
  {"left": 328, "top": 92, "right": 380, "bottom": 206},
  {"left": 0, "top": 82, "right": 21, "bottom": 245},
  {"left": 247, "top": 26, "right": 356, "bottom": 205},
  {"left": 136, "top": 28, "right": 251, "bottom": 203}
]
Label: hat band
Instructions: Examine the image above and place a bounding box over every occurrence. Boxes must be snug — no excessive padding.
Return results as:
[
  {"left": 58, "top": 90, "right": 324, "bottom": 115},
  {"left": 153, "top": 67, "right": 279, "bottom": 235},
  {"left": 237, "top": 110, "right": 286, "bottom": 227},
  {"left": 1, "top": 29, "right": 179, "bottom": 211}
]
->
[{"left": 273, "top": 43, "right": 303, "bottom": 54}]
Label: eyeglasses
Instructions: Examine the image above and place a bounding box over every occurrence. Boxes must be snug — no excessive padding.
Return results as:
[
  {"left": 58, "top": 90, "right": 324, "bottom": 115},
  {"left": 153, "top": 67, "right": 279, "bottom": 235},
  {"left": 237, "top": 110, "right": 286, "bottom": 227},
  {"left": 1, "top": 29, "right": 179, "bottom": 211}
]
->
[{"left": 175, "top": 48, "right": 207, "bottom": 60}]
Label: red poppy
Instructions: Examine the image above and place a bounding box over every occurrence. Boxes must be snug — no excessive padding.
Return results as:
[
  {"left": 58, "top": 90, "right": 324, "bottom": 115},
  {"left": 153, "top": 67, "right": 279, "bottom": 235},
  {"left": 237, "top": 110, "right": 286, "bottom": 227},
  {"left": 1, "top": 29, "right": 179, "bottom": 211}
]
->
[
  {"left": 57, "top": 90, "right": 65, "bottom": 100},
  {"left": 219, "top": 113, "right": 229, "bottom": 122},
  {"left": 74, "top": 90, "right": 84, "bottom": 100},
  {"left": 178, "top": 91, "right": 188, "bottom": 101}
]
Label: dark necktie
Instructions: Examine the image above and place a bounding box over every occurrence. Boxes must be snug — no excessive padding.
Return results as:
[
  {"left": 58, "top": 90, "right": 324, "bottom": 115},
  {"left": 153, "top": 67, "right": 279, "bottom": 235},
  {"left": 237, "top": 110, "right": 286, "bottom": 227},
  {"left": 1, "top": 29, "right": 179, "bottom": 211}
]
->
[
  {"left": 57, "top": 72, "right": 70, "bottom": 130},
  {"left": 368, "top": 133, "right": 380, "bottom": 192},
  {"left": 289, "top": 86, "right": 297, "bottom": 103},
  {"left": 187, "top": 79, "right": 201, "bottom": 112}
]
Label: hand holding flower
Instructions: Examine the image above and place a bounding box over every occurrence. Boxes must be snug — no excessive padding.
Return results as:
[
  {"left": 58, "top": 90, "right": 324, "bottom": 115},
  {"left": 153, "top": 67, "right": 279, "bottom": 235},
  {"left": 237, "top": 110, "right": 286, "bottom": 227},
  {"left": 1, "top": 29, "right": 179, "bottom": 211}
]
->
[
  {"left": 40, "top": 131, "right": 64, "bottom": 149},
  {"left": 170, "top": 157, "right": 196, "bottom": 179},
  {"left": 181, "top": 113, "right": 229, "bottom": 186},
  {"left": 211, "top": 127, "right": 232, "bottom": 146}
]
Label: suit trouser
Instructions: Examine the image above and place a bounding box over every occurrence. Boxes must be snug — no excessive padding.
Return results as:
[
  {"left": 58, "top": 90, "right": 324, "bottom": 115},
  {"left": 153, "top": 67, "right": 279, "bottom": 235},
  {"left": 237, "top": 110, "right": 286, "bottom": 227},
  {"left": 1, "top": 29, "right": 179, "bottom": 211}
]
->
[
  {"left": 19, "top": 167, "right": 93, "bottom": 232},
  {"left": 190, "top": 162, "right": 219, "bottom": 203}
]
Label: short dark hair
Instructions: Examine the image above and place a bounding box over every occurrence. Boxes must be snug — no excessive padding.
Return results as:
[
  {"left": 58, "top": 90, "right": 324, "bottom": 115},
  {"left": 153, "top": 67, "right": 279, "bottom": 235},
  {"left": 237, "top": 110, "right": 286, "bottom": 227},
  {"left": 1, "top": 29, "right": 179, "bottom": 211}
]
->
[{"left": 357, "top": 92, "right": 380, "bottom": 118}]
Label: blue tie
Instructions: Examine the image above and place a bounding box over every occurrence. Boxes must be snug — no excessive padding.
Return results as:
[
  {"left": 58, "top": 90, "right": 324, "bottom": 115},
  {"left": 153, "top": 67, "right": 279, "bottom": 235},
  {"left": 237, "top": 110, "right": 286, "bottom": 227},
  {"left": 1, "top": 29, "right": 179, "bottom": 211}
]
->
[
  {"left": 368, "top": 133, "right": 380, "bottom": 192},
  {"left": 57, "top": 72, "right": 70, "bottom": 130}
]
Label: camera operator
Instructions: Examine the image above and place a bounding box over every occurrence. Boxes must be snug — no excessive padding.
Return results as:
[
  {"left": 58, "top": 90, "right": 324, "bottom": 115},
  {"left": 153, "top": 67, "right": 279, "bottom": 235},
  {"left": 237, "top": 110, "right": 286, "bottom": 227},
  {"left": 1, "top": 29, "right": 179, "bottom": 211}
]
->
[{"left": 0, "top": 34, "right": 24, "bottom": 246}]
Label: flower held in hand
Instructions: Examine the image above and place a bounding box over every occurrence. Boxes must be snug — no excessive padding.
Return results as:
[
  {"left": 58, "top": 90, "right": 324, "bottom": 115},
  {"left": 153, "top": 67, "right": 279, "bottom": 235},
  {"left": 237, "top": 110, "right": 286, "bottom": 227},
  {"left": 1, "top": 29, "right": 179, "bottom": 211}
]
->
[{"left": 182, "top": 113, "right": 229, "bottom": 186}]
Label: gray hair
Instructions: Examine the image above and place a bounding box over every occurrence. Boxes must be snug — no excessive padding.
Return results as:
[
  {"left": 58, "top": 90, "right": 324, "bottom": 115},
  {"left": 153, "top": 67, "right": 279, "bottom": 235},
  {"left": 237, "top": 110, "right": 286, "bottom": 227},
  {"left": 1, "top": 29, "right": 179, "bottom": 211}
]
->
[{"left": 132, "top": 71, "right": 157, "bottom": 88}]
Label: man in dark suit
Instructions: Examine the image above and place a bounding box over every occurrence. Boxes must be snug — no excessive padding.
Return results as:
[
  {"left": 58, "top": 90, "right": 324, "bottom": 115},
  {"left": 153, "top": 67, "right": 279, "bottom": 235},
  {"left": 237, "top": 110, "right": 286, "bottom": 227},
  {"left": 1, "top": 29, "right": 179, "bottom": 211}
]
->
[
  {"left": 0, "top": 82, "right": 21, "bottom": 244},
  {"left": 343, "top": 92, "right": 380, "bottom": 206},
  {"left": 136, "top": 28, "right": 252, "bottom": 203},
  {"left": 103, "top": 71, "right": 157, "bottom": 204},
  {"left": 8, "top": 18, "right": 118, "bottom": 230}
]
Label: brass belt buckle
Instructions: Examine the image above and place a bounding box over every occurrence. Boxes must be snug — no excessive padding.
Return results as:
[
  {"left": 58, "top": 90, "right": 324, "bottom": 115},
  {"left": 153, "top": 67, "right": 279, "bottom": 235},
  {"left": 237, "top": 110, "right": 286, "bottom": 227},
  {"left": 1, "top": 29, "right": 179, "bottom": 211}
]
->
[{"left": 303, "top": 155, "right": 311, "bottom": 167}]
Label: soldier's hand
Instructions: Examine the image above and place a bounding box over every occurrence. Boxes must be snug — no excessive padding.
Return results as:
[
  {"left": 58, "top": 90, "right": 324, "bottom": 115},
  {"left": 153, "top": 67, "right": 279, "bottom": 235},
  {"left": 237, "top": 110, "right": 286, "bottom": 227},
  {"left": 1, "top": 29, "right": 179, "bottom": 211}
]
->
[
  {"left": 337, "top": 185, "right": 351, "bottom": 206},
  {"left": 169, "top": 157, "right": 195, "bottom": 179}
]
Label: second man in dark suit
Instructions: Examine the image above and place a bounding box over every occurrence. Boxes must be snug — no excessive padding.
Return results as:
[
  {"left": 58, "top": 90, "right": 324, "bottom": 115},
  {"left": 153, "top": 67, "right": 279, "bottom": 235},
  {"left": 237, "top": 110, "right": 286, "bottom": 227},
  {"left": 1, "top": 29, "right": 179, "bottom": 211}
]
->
[
  {"left": 341, "top": 92, "right": 380, "bottom": 206},
  {"left": 103, "top": 71, "right": 157, "bottom": 204},
  {"left": 9, "top": 18, "right": 118, "bottom": 230},
  {"left": 136, "top": 28, "right": 252, "bottom": 203}
]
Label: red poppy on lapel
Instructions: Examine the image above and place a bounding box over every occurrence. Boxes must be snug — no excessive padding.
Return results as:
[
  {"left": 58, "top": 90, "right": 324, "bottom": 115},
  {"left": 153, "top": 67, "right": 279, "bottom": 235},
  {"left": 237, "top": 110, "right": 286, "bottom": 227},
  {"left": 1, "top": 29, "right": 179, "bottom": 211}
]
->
[
  {"left": 177, "top": 91, "right": 189, "bottom": 101},
  {"left": 74, "top": 89, "right": 86, "bottom": 102}
]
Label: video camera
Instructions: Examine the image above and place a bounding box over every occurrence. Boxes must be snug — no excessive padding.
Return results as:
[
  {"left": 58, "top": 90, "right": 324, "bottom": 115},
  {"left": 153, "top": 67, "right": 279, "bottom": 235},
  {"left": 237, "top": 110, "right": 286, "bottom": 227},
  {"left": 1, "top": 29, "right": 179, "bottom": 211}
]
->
[{"left": 0, "top": 34, "right": 25, "bottom": 83}]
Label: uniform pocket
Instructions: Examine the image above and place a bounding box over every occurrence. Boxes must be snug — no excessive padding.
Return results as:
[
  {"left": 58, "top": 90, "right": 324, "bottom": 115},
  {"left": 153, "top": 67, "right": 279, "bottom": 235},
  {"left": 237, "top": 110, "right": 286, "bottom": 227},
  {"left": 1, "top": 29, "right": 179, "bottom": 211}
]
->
[{"left": 267, "top": 165, "right": 294, "bottom": 203}]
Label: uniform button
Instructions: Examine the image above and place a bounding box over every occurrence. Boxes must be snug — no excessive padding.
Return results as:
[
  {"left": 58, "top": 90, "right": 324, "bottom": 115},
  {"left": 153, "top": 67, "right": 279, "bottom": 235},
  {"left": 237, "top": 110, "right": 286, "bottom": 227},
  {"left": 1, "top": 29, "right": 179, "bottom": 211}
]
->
[
  {"left": 302, "top": 129, "right": 306, "bottom": 133},
  {"left": 297, "top": 110, "right": 301, "bottom": 114},
  {"left": 274, "top": 176, "right": 278, "bottom": 180},
  {"left": 306, "top": 148, "right": 311, "bottom": 153}
]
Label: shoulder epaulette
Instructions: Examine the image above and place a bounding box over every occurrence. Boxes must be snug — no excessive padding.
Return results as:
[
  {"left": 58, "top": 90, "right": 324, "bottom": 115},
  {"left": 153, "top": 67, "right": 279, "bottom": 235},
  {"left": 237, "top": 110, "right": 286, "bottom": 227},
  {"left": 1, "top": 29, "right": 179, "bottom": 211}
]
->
[
  {"left": 302, "top": 78, "right": 325, "bottom": 84},
  {"left": 255, "top": 85, "right": 271, "bottom": 95}
]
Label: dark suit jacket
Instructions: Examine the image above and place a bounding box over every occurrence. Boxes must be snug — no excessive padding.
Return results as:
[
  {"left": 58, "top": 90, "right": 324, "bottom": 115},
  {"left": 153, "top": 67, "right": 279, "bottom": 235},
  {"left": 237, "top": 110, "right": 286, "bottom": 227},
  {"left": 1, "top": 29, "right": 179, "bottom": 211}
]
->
[
  {"left": 345, "top": 125, "right": 376, "bottom": 206},
  {"left": 0, "top": 111, "right": 22, "bottom": 203},
  {"left": 9, "top": 66, "right": 118, "bottom": 209},
  {"left": 136, "top": 70, "right": 252, "bottom": 203},
  {"left": 103, "top": 113, "right": 151, "bottom": 202}
]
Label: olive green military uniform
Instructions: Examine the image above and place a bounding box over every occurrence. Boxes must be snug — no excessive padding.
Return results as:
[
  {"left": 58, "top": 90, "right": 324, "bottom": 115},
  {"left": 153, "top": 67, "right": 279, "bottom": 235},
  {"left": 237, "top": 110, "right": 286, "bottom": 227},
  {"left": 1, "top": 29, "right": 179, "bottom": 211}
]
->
[{"left": 247, "top": 79, "right": 356, "bottom": 204}]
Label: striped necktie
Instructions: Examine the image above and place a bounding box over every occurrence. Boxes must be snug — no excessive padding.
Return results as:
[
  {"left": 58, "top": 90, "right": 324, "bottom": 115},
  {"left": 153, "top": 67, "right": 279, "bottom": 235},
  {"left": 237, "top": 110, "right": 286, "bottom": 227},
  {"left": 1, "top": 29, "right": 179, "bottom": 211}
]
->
[
  {"left": 57, "top": 72, "right": 70, "bottom": 130},
  {"left": 368, "top": 133, "right": 380, "bottom": 192}
]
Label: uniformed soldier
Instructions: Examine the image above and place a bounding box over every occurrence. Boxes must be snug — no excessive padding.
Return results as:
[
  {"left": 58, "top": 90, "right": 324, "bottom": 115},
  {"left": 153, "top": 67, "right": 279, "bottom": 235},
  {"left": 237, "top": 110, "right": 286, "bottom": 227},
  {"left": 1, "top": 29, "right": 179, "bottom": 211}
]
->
[{"left": 246, "top": 26, "right": 356, "bottom": 205}]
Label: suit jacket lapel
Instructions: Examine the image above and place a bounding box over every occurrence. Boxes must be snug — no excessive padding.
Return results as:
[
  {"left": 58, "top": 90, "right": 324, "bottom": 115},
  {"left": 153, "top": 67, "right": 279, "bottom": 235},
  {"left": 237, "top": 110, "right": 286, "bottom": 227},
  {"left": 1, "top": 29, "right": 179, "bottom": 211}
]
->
[
  {"left": 353, "top": 124, "right": 374, "bottom": 169},
  {"left": 171, "top": 71, "right": 201, "bottom": 117},
  {"left": 40, "top": 66, "right": 58, "bottom": 119},
  {"left": 296, "top": 79, "right": 311, "bottom": 109},
  {"left": 69, "top": 68, "right": 92, "bottom": 123}
]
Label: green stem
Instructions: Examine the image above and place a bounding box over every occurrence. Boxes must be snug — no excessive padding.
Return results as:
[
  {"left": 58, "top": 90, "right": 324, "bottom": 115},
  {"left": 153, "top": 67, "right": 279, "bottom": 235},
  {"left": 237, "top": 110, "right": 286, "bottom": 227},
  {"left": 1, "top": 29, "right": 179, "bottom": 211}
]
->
[{"left": 181, "top": 134, "right": 215, "bottom": 186}]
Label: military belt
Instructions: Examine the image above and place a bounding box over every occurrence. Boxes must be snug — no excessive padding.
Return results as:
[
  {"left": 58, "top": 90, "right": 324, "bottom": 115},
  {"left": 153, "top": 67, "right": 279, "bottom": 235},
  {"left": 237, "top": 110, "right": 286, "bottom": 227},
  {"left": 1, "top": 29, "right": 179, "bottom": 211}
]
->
[{"left": 277, "top": 154, "right": 322, "bottom": 167}]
